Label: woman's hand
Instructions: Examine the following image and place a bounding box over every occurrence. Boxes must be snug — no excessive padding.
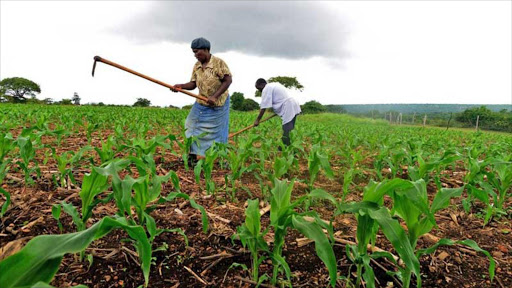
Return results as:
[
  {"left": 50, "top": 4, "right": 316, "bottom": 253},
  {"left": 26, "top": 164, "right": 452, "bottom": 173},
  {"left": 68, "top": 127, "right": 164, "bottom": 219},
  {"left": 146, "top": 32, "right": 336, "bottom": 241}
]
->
[
  {"left": 170, "top": 84, "right": 183, "bottom": 92},
  {"left": 206, "top": 96, "right": 217, "bottom": 106}
]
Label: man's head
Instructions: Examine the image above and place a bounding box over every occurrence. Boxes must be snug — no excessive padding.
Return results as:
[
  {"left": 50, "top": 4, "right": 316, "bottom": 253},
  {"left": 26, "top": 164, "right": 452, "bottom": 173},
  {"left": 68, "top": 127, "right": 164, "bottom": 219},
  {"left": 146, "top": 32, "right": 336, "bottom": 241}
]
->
[
  {"left": 255, "top": 78, "right": 267, "bottom": 92},
  {"left": 191, "top": 37, "right": 211, "bottom": 63}
]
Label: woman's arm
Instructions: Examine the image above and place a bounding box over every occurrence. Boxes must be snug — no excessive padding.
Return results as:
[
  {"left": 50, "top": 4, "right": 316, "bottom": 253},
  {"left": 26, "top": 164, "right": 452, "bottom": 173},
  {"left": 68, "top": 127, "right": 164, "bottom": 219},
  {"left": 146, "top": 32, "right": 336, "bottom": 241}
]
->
[
  {"left": 171, "top": 81, "right": 197, "bottom": 92},
  {"left": 207, "top": 74, "right": 232, "bottom": 105}
]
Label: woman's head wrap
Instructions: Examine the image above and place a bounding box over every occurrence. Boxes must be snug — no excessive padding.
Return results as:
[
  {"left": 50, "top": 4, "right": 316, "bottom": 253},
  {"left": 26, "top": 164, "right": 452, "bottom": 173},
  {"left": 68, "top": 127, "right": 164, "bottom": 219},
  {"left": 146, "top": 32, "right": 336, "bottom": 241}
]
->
[{"left": 191, "top": 37, "right": 211, "bottom": 50}]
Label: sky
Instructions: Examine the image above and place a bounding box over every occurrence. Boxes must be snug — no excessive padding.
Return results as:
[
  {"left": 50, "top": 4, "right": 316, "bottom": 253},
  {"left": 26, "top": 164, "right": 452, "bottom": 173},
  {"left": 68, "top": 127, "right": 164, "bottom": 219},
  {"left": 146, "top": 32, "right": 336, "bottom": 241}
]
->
[{"left": 1, "top": 1, "right": 511, "bottom": 107}]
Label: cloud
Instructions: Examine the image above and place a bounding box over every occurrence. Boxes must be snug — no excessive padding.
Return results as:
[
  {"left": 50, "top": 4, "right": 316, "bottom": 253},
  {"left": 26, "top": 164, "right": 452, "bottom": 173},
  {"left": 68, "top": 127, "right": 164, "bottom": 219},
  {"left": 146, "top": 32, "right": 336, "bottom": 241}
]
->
[{"left": 116, "top": 1, "right": 349, "bottom": 60}]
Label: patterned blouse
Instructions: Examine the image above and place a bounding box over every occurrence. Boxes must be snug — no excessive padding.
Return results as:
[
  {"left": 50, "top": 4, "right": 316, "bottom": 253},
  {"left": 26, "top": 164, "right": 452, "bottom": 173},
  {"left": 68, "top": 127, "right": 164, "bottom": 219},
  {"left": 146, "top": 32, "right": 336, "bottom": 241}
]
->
[{"left": 190, "top": 55, "right": 232, "bottom": 107}]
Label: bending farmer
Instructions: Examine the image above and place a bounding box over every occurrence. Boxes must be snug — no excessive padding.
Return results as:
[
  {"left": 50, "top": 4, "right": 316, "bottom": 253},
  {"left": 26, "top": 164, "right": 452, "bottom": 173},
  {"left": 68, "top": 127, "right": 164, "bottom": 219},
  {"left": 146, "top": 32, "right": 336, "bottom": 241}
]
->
[
  {"left": 171, "top": 37, "right": 233, "bottom": 161},
  {"left": 254, "top": 78, "right": 301, "bottom": 146}
]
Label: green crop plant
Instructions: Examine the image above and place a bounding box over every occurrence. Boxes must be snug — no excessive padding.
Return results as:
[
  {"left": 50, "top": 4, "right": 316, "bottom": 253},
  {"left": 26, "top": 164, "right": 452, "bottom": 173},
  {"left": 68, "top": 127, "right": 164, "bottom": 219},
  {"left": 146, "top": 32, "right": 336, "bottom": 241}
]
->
[
  {"left": 462, "top": 147, "right": 498, "bottom": 223},
  {"left": 272, "top": 153, "right": 294, "bottom": 181},
  {"left": 332, "top": 181, "right": 420, "bottom": 288},
  {"left": 53, "top": 168, "right": 111, "bottom": 259},
  {"left": 52, "top": 146, "right": 93, "bottom": 187},
  {"left": 14, "top": 135, "right": 40, "bottom": 185},
  {"left": 94, "top": 135, "right": 118, "bottom": 164},
  {"left": 0, "top": 216, "right": 152, "bottom": 287},
  {"left": 0, "top": 132, "right": 14, "bottom": 161},
  {"left": 334, "top": 178, "right": 495, "bottom": 288},
  {"left": 487, "top": 159, "right": 512, "bottom": 213},
  {"left": 407, "top": 150, "right": 461, "bottom": 185},
  {"left": 234, "top": 199, "right": 269, "bottom": 283},
  {"left": 307, "top": 144, "right": 334, "bottom": 190},
  {"left": 466, "top": 157, "right": 512, "bottom": 224},
  {"left": 174, "top": 130, "right": 201, "bottom": 171},
  {"left": 223, "top": 136, "right": 259, "bottom": 201},
  {"left": 268, "top": 179, "right": 337, "bottom": 287},
  {"left": 194, "top": 143, "right": 221, "bottom": 195},
  {"left": 0, "top": 161, "right": 11, "bottom": 217}
]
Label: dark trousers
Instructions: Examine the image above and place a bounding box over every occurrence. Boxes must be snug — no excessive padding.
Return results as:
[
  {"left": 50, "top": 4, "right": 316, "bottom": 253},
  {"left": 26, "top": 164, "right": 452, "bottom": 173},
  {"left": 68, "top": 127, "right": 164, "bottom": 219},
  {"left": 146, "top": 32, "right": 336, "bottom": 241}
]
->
[{"left": 282, "top": 115, "right": 297, "bottom": 146}]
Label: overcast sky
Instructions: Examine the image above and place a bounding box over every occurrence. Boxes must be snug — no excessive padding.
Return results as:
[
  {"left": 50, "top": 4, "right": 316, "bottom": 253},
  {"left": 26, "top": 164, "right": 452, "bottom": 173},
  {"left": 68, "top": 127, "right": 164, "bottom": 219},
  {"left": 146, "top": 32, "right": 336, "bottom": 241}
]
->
[{"left": 1, "top": 1, "right": 511, "bottom": 107}]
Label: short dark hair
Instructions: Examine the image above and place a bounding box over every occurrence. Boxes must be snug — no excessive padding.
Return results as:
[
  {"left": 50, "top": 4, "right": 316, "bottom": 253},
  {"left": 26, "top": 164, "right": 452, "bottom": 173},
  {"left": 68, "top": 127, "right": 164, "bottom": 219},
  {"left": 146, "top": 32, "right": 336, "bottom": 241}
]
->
[{"left": 255, "top": 78, "right": 267, "bottom": 86}]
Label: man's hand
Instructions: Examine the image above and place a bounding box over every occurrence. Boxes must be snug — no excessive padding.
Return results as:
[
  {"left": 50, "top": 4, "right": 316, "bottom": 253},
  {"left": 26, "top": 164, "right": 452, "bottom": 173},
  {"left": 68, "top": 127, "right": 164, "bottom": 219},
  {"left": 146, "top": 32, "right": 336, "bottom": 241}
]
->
[
  {"left": 170, "top": 84, "right": 183, "bottom": 92},
  {"left": 254, "top": 119, "right": 260, "bottom": 127}
]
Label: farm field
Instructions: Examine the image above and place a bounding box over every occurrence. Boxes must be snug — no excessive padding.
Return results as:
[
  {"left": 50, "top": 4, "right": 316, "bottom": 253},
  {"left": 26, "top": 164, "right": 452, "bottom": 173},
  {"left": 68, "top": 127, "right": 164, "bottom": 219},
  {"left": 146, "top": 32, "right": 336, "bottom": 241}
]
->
[{"left": 0, "top": 104, "right": 511, "bottom": 288}]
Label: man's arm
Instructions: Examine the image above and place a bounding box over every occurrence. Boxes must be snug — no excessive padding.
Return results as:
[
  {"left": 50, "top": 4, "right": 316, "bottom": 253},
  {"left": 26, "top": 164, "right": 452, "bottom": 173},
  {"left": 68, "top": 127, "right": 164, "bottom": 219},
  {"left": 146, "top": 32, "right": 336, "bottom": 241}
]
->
[{"left": 254, "top": 108, "right": 266, "bottom": 126}]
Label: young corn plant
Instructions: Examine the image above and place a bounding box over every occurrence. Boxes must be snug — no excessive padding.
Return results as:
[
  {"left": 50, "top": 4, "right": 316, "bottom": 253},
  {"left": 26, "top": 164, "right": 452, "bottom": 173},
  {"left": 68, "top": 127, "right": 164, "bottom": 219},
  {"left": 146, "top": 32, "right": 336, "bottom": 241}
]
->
[
  {"left": 462, "top": 147, "right": 497, "bottom": 224},
  {"left": 94, "top": 135, "right": 117, "bottom": 164},
  {"left": 334, "top": 178, "right": 495, "bottom": 288},
  {"left": 1, "top": 132, "right": 14, "bottom": 161},
  {"left": 174, "top": 129, "right": 201, "bottom": 171},
  {"left": 268, "top": 179, "right": 337, "bottom": 287},
  {"left": 224, "top": 136, "right": 259, "bottom": 201},
  {"left": 14, "top": 136, "right": 40, "bottom": 185},
  {"left": 93, "top": 157, "right": 208, "bottom": 282},
  {"left": 0, "top": 215, "right": 152, "bottom": 287},
  {"left": 486, "top": 158, "right": 512, "bottom": 214},
  {"left": 0, "top": 161, "right": 11, "bottom": 217},
  {"left": 194, "top": 144, "right": 220, "bottom": 195},
  {"left": 307, "top": 144, "right": 334, "bottom": 191},
  {"left": 53, "top": 168, "right": 111, "bottom": 259},
  {"left": 234, "top": 199, "right": 269, "bottom": 284},
  {"left": 389, "top": 179, "right": 495, "bottom": 287},
  {"left": 52, "top": 146, "right": 93, "bottom": 187},
  {"left": 466, "top": 157, "right": 512, "bottom": 224}
]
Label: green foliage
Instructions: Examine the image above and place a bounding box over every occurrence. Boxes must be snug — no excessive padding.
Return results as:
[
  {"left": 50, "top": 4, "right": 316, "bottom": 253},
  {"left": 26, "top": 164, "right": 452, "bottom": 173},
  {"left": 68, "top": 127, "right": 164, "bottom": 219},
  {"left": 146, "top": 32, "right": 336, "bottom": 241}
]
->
[
  {"left": 269, "top": 179, "right": 337, "bottom": 287},
  {"left": 231, "top": 92, "right": 244, "bottom": 110},
  {"left": 234, "top": 199, "right": 269, "bottom": 282},
  {"left": 268, "top": 76, "right": 304, "bottom": 91},
  {"left": 255, "top": 76, "right": 304, "bottom": 97},
  {"left": 240, "top": 98, "right": 260, "bottom": 111},
  {"left": 133, "top": 98, "right": 151, "bottom": 107},
  {"left": 0, "top": 77, "right": 41, "bottom": 102},
  {"left": 0, "top": 216, "right": 152, "bottom": 288},
  {"left": 231, "top": 91, "right": 260, "bottom": 111},
  {"left": 58, "top": 99, "right": 73, "bottom": 105},
  {"left": 301, "top": 100, "right": 327, "bottom": 114}
]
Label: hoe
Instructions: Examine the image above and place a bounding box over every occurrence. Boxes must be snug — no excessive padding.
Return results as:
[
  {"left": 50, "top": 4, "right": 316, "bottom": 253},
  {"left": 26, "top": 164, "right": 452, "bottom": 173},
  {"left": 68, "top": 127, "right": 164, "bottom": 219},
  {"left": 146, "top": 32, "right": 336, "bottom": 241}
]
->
[{"left": 91, "top": 55, "right": 276, "bottom": 137}]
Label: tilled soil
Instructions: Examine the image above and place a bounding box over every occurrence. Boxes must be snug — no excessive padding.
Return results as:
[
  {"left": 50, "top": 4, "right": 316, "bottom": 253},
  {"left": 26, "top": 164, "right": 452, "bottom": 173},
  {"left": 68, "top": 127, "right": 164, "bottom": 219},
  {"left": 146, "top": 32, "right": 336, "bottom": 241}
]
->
[{"left": 0, "top": 133, "right": 511, "bottom": 288}]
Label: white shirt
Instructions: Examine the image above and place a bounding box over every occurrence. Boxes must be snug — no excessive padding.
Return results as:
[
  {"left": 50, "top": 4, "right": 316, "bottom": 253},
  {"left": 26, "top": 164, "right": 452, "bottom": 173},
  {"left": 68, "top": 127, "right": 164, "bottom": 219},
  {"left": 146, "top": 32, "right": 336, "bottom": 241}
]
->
[{"left": 260, "top": 83, "right": 301, "bottom": 125}]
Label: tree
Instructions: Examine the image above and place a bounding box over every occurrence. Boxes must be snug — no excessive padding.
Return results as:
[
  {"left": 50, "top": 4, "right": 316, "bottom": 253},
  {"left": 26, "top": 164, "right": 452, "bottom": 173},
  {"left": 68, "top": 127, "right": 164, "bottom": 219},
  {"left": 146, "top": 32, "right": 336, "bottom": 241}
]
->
[
  {"left": 59, "top": 99, "right": 73, "bottom": 105},
  {"left": 255, "top": 76, "right": 304, "bottom": 97},
  {"left": 72, "top": 92, "right": 81, "bottom": 105},
  {"left": 133, "top": 98, "right": 151, "bottom": 107},
  {"left": 240, "top": 98, "right": 260, "bottom": 111},
  {"left": 301, "top": 100, "right": 326, "bottom": 114},
  {"left": 231, "top": 92, "right": 244, "bottom": 110},
  {"left": 268, "top": 76, "right": 304, "bottom": 91},
  {"left": 0, "top": 77, "right": 41, "bottom": 102},
  {"left": 456, "top": 106, "right": 493, "bottom": 125},
  {"left": 42, "top": 98, "right": 54, "bottom": 105}
]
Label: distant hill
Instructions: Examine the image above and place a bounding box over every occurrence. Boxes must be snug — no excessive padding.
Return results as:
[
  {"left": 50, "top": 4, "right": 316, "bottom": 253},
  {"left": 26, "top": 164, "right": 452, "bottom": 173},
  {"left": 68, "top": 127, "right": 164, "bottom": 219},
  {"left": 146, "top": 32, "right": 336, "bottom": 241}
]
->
[{"left": 325, "top": 104, "right": 512, "bottom": 114}]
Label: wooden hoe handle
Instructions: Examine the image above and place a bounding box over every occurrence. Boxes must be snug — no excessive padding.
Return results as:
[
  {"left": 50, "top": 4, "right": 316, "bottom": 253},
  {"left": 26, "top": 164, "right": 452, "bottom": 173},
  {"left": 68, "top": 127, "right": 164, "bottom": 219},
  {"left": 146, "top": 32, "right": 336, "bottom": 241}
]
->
[
  {"left": 92, "top": 56, "right": 209, "bottom": 102},
  {"left": 229, "top": 114, "right": 278, "bottom": 138}
]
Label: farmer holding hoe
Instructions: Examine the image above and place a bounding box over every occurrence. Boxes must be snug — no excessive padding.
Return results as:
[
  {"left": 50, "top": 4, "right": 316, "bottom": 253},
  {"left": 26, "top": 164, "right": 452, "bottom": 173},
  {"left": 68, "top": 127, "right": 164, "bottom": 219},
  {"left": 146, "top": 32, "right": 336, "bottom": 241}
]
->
[
  {"left": 171, "top": 37, "right": 232, "bottom": 163},
  {"left": 254, "top": 78, "right": 301, "bottom": 147}
]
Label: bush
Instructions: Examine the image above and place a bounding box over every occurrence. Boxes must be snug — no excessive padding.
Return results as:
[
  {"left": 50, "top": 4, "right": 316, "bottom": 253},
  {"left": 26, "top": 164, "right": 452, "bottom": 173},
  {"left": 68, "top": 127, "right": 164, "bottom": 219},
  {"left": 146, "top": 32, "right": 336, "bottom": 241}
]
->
[
  {"left": 240, "top": 99, "right": 260, "bottom": 111},
  {"left": 301, "top": 100, "right": 326, "bottom": 114}
]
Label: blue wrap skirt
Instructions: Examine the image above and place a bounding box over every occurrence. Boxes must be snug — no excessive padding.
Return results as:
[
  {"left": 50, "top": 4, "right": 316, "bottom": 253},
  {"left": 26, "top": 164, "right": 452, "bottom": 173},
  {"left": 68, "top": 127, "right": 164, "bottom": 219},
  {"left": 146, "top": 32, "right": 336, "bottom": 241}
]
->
[{"left": 185, "top": 96, "right": 230, "bottom": 156}]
